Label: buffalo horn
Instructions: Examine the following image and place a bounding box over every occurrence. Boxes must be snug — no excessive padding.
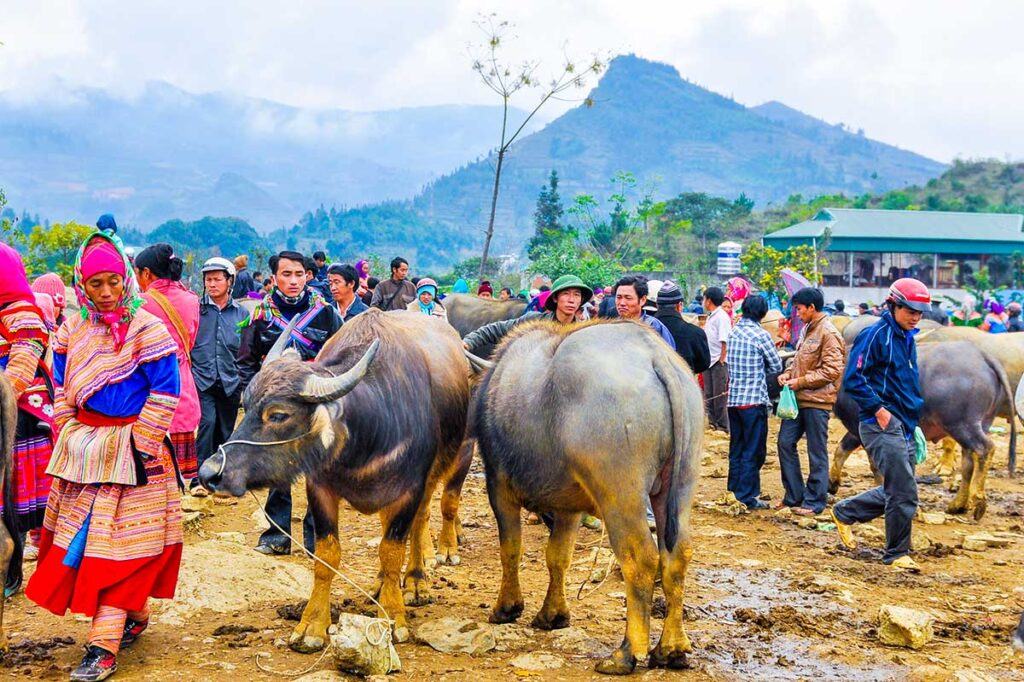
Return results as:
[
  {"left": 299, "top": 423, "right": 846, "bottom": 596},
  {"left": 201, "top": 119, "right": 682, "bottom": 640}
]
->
[
  {"left": 464, "top": 350, "right": 494, "bottom": 372},
  {"left": 299, "top": 339, "right": 381, "bottom": 403},
  {"left": 265, "top": 315, "right": 302, "bottom": 364}
]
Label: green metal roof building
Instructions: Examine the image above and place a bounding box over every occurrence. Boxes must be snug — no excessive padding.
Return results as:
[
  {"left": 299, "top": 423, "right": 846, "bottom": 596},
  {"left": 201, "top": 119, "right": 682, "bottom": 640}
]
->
[{"left": 762, "top": 208, "right": 1024, "bottom": 290}]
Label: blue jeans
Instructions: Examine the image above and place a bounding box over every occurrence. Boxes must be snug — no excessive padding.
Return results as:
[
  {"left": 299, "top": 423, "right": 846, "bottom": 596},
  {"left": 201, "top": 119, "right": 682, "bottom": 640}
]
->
[
  {"left": 727, "top": 405, "right": 768, "bottom": 507},
  {"left": 777, "top": 407, "right": 830, "bottom": 512},
  {"left": 833, "top": 420, "right": 918, "bottom": 563}
]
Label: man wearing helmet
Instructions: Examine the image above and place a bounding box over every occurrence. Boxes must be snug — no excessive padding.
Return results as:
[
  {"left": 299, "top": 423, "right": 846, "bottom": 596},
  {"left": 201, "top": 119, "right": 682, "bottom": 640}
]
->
[
  {"left": 190, "top": 257, "right": 250, "bottom": 495},
  {"left": 831, "top": 278, "right": 930, "bottom": 572}
]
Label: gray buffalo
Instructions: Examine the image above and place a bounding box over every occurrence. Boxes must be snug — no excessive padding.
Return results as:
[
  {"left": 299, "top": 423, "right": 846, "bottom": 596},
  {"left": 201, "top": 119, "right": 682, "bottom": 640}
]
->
[
  {"left": 471, "top": 319, "right": 703, "bottom": 675},
  {"left": 444, "top": 293, "right": 526, "bottom": 356},
  {"left": 829, "top": 342, "right": 1016, "bottom": 520},
  {"left": 841, "top": 315, "right": 942, "bottom": 348},
  {"left": 0, "top": 375, "right": 19, "bottom": 650},
  {"left": 200, "top": 309, "right": 470, "bottom": 650}
]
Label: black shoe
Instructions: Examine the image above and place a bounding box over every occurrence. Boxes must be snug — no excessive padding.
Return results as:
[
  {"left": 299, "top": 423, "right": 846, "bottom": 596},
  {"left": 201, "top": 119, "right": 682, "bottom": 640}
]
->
[
  {"left": 746, "top": 500, "right": 770, "bottom": 510},
  {"left": 254, "top": 541, "right": 290, "bottom": 556},
  {"left": 70, "top": 645, "right": 118, "bottom": 681},
  {"left": 120, "top": 617, "right": 149, "bottom": 648}
]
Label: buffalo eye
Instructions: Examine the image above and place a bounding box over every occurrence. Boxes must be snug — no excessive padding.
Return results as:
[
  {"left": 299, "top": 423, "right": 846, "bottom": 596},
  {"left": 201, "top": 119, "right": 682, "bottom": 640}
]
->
[{"left": 267, "top": 412, "right": 289, "bottom": 424}]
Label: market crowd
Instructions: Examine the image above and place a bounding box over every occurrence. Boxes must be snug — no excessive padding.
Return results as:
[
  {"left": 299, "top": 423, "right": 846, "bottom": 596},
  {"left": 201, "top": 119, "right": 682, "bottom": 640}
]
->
[{"left": 0, "top": 213, "right": 979, "bottom": 680}]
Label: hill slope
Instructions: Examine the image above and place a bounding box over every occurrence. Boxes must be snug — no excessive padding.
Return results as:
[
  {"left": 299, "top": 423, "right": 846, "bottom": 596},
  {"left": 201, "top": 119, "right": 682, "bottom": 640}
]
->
[
  {"left": 0, "top": 81, "right": 527, "bottom": 232},
  {"left": 282, "top": 54, "right": 945, "bottom": 266}
]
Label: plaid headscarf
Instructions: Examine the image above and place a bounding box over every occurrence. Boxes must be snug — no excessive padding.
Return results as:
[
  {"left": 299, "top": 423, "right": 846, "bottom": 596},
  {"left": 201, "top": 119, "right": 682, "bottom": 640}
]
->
[{"left": 73, "top": 229, "right": 144, "bottom": 350}]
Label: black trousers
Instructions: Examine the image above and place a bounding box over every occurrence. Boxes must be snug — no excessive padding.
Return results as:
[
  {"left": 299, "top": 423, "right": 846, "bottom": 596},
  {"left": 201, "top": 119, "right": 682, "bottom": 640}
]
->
[
  {"left": 777, "top": 407, "right": 831, "bottom": 512},
  {"left": 703, "top": 362, "right": 730, "bottom": 432},
  {"left": 196, "top": 383, "right": 241, "bottom": 476},
  {"left": 727, "top": 405, "right": 768, "bottom": 507},
  {"left": 260, "top": 488, "right": 315, "bottom": 554}
]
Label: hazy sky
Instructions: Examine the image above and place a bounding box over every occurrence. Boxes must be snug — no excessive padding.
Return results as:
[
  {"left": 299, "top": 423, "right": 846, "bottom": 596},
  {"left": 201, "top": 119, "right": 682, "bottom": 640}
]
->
[{"left": 2, "top": 0, "right": 1021, "bottom": 162}]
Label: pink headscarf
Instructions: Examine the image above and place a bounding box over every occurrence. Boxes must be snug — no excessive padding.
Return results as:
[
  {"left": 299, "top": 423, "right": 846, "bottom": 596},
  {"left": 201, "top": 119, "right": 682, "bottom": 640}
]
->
[
  {"left": 33, "top": 292, "right": 56, "bottom": 329},
  {"left": 81, "top": 239, "right": 126, "bottom": 280},
  {"left": 0, "top": 242, "right": 34, "bottom": 308},
  {"left": 31, "top": 272, "right": 67, "bottom": 308}
]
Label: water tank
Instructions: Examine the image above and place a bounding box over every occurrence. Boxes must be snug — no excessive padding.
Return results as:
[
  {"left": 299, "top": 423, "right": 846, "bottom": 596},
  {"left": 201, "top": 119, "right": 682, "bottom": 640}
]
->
[{"left": 717, "top": 241, "right": 743, "bottom": 276}]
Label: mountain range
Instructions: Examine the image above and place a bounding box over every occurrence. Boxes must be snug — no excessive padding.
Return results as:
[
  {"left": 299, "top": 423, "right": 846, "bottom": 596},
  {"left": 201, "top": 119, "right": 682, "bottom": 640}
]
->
[
  {"left": 0, "top": 81, "right": 530, "bottom": 231},
  {"left": 1, "top": 55, "right": 946, "bottom": 268}
]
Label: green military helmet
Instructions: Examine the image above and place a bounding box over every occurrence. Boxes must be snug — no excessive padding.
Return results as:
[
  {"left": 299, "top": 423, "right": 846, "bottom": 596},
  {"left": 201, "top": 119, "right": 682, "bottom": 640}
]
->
[{"left": 545, "top": 274, "right": 594, "bottom": 311}]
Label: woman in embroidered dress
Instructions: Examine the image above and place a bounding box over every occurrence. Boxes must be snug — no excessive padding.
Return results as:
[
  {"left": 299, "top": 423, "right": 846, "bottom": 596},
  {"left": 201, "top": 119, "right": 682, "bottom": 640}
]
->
[
  {"left": 133, "top": 243, "right": 200, "bottom": 485},
  {"left": 0, "top": 243, "right": 55, "bottom": 595},
  {"left": 25, "top": 229, "right": 182, "bottom": 682}
]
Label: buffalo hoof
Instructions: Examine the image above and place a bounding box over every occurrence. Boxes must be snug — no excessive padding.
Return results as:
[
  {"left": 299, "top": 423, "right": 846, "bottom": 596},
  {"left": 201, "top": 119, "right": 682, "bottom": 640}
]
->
[
  {"left": 595, "top": 652, "right": 636, "bottom": 675},
  {"left": 945, "top": 500, "right": 967, "bottom": 516},
  {"left": 972, "top": 499, "right": 987, "bottom": 521},
  {"left": 435, "top": 547, "right": 461, "bottom": 566},
  {"left": 403, "top": 575, "right": 433, "bottom": 606},
  {"left": 531, "top": 610, "right": 570, "bottom": 630},
  {"left": 489, "top": 602, "right": 524, "bottom": 624},
  {"left": 288, "top": 623, "right": 327, "bottom": 653},
  {"left": 649, "top": 645, "right": 690, "bottom": 669},
  {"left": 393, "top": 624, "right": 410, "bottom": 643}
]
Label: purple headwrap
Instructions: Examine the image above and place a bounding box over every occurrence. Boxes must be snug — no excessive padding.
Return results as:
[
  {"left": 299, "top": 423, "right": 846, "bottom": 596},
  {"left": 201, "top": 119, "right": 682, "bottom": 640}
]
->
[{"left": 355, "top": 259, "right": 370, "bottom": 278}]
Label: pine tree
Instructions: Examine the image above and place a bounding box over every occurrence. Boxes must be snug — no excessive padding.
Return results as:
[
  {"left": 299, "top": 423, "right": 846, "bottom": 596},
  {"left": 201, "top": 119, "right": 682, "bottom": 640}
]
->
[{"left": 527, "top": 170, "right": 566, "bottom": 260}]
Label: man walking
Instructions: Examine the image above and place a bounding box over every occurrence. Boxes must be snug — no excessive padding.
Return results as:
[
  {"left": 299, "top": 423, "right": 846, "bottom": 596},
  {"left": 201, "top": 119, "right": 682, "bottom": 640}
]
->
[
  {"left": 370, "top": 257, "right": 416, "bottom": 311},
  {"left": 702, "top": 286, "right": 731, "bottom": 432},
  {"left": 326, "top": 263, "right": 369, "bottom": 322},
  {"left": 776, "top": 287, "right": 844, "bottom": 515},
  {"left": 613, "top": 275, "right": 675, "bottom": 349},
  {"left": 832, "top": 278, "right": 931, "bottom": 572},
  {"left": 653, "top": 280, "right": 710, "bottom": 374},
  {"left": 238, "top": 250, "right": 343, "bottom": 555},
  {"left": 190, "top": 257, "right": 250, "bottom": 495},
  {"left": 726, "top": 295, "right": 782, "bottom": 509}
]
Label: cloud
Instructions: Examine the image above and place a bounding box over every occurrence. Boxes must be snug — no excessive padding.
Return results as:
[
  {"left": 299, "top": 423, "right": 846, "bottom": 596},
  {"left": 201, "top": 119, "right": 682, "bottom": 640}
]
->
[{"left": 1, "top": 0, "right": 1022, "bottom": 161}]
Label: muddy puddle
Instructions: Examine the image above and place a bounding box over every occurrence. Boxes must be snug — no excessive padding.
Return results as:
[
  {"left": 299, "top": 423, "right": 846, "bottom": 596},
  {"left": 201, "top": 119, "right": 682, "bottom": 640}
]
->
[{"left": 691, "top": 567, "right": 903, "bottom": 681}]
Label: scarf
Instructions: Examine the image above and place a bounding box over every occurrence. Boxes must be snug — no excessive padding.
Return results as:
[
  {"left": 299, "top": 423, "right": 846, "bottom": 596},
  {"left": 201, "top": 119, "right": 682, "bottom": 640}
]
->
[
  {"left": 0, "top": 242, "right": 34, "bottom": 308},
  {"left": 418, "top": 299, "right": 436, "bottom": 315},
  {"left": 72, "top": 229, "right": 143, "bottom": 351}
]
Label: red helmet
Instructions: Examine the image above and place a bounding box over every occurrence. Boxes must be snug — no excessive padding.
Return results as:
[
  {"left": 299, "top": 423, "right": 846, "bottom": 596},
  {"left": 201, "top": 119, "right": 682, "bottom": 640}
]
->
[{"left": 888, "top": 278, "right": 931, "bottom": 313}]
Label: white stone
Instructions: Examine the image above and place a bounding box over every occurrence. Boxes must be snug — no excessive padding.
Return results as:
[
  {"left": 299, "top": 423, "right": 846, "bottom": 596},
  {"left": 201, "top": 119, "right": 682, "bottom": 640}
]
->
[
  {"left": 330, "top": 613, "right": 401, "bottom": 676},
  {"left": 414, "top": 617, "right": 496, "bottom": 655},
  {"left": 510, "top": 652, "right": 564, "bottom": 671}
]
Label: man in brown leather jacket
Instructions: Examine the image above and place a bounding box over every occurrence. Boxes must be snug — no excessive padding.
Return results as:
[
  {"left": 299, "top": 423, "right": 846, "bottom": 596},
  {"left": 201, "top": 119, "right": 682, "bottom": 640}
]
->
[{"left": 776, "top": 287, "right": 845, "bottom": 515}]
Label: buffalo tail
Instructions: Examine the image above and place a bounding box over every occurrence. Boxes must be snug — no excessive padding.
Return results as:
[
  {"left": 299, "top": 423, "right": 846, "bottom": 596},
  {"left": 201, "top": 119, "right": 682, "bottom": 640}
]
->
[
  {"left": 984, "top": 352, "right": 1016, "bottom": 476},
  {"left": 652, "top": 353, "right": 700, "bottom": 553}
]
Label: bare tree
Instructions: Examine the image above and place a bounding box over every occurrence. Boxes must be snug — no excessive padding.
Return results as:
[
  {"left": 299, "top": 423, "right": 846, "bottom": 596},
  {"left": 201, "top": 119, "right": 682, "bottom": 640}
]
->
[{"left": 470, "top": 15, "right": 604, "bottom": 279}]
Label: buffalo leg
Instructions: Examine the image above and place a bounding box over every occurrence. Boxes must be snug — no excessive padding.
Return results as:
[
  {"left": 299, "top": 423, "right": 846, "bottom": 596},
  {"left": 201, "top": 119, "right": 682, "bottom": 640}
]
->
[
  {"left": 0, "top": 518, "right": 11, "bottom": 652},
  {"left": 967, "top": 445, "right": 994, "bottom": 521},
  {"left": 946, "top": 450, "right": 975, "bottom": 515},
  {"left": 933, "top": 437, "right": 958, "bottom": 478},
  {"left": 378, "top": 494, "right": 420, "bottom": 642},
  {"left": 596, "top": 495, "right": 659, "bottom": 675},
  {"left": 437, "top": 438, "right": 473, "bottom": 565},
  {"left": 827, "top": 432, "right": 862, "bottom": 494},
  {"left": 289, "top": 482, "right": 340, "bottom": 654},
  {"left": 532, "top": 511, "right": 581, "bottom": 630},
  {"left": 404, "top": 483, "right": 438, "bottom": 606},
  {"left": 649, "top": 472, "right": 694, "bottom": 669},
  {"left": 488, "top": 474, "right": 524, "bottom": 624}
]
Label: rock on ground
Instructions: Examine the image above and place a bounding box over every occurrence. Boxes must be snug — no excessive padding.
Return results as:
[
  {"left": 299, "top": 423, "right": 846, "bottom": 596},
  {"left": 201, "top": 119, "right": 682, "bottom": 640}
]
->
[
  {"left": 331, "top": 612, "right": 401, "bottom": 676},
  {"left": 878, "top": 604, "right": 934, "bottom": 650},
  {"left": 547, "top": 626, "right": 613, "bottom": 658},
  {"left": 510, "top": 652, "right": 564, "bottom": 671},
  {"left": 153, "top": 539, "right": 312, "bottom": 626},
  {"left": 415, "top": 617, "right": 496, "bottom": 655}
]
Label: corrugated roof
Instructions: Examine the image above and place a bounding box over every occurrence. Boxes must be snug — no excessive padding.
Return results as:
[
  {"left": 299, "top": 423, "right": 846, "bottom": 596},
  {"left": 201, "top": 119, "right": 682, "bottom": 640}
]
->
[{"left": 763, "top": 208, "right": 1024, "bottom": 254}]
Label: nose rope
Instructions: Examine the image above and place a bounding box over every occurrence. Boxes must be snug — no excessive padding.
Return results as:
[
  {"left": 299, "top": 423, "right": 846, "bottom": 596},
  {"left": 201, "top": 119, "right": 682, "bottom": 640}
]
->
[{"left": 210, "top": 435, "right": 309, "bottom": 479}]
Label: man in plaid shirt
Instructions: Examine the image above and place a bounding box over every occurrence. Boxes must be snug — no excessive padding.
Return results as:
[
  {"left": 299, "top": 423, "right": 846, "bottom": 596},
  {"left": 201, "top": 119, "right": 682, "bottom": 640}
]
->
[{"left": 726, "top": 294, "right": 783, "bottom": 509}]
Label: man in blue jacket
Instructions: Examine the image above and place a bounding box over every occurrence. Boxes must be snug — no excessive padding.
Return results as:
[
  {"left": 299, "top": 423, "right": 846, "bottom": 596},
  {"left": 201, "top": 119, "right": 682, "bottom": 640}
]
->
[{"left": 831, "top": 278, "right": 931, "bottom": 572}]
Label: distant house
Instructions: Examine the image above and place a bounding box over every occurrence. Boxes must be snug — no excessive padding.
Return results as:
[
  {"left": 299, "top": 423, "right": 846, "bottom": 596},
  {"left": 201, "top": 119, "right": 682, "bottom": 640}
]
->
[{"left": 762, "top": 208, "right": 1024, "bottom": 300}]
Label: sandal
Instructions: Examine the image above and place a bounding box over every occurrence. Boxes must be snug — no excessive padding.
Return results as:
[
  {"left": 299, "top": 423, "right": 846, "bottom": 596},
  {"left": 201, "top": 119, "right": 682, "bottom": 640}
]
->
[{"left": 793, "top": 508, "right": 817, "bottom": 516}]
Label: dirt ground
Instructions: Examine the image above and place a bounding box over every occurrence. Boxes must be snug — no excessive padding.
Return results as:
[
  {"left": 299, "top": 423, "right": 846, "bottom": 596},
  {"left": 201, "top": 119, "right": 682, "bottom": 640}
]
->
[{"left": 3, "top": 418, "right": 1024, "bottom": 681}]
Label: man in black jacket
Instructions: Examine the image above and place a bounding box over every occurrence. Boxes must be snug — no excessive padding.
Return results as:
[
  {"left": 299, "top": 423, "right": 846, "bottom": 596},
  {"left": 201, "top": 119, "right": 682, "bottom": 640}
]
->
[
  {"left": 237, "top": 250, "right": 343, "bottom": 556},
  {"left": 654, "top": 280, "right": 711, "bottom": 374}
]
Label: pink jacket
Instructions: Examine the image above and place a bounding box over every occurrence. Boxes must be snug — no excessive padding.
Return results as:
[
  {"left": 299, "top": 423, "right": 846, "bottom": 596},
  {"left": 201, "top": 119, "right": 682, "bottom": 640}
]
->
[{"left": 142, "top": 279, "right": 200, "bottom": 433}]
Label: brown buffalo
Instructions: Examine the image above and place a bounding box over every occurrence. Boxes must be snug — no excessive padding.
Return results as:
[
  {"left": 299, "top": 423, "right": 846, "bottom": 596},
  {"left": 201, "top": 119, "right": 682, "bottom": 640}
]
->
[
  {"left": 199, "top": 309, "right": 470, "bottom": 650},
  {"left": 0, "top": 374, "right": 19, "bottom": 650},
  {"left": 829, "top": 342, "right": 1015, "bottom": 520},
  {"left": 471, "top": 319, "right": 703, "bottom": 675}
]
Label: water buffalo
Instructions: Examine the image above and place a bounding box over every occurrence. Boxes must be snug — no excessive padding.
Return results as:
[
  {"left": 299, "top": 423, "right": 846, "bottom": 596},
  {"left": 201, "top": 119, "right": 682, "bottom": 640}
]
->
[
  {"left": 1014, "top": 611, "right": 1024, "bottom": 651},
  {"left": 472, "top": 319, "right": 703, "bottom": 675},
  {"left": 199, "top": 309, "right": 470, "bottom": 650},
  {"left": 0, "top": 374, "right": 20, "bottom": 651},
  {"left": 829, "top": 342, "right": 1016, "bottom": 520},
  {"left": 444, "top": 293, "right": 526, "bottom": 357},
  {"left": 841, "top": 315, "right": 942, "bottom": 348}
]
